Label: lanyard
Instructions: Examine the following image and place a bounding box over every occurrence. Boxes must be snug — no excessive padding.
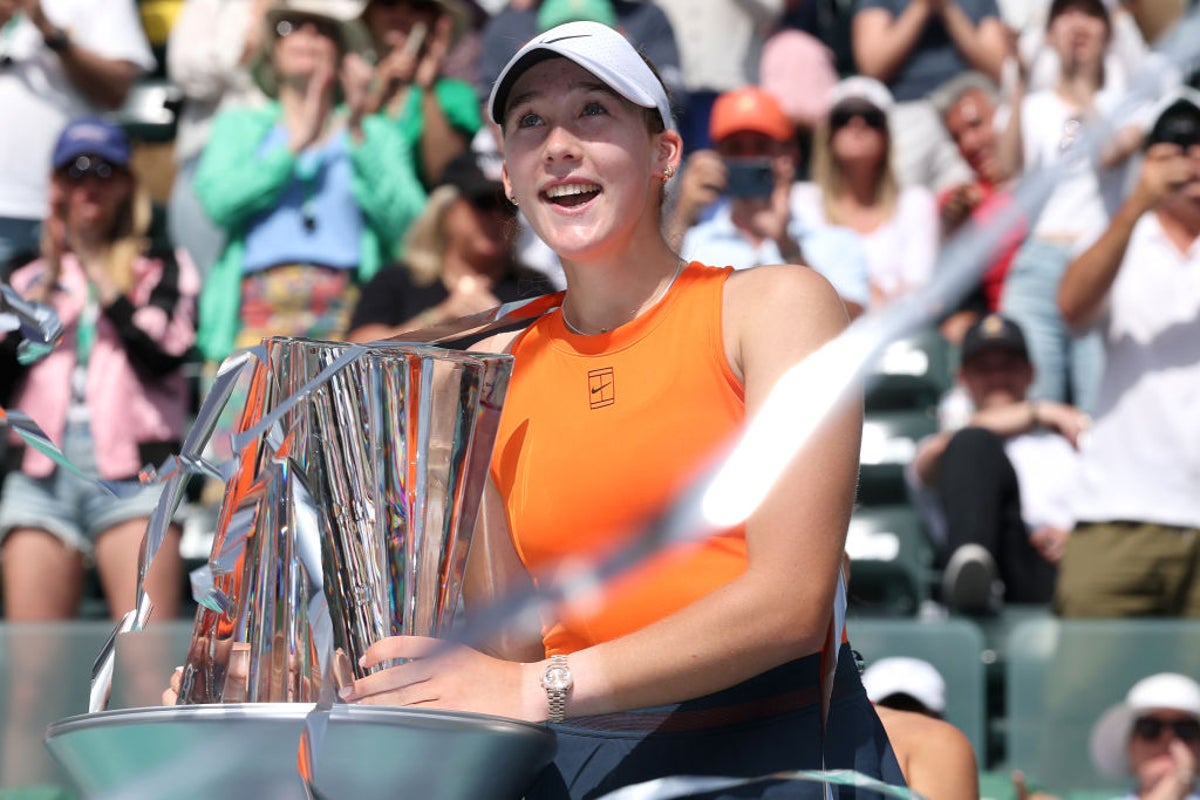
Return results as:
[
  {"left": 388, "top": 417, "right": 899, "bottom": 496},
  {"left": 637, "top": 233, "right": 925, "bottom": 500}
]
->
[{"left": 75, "top": 282, "right": 98, "bottom": 368}]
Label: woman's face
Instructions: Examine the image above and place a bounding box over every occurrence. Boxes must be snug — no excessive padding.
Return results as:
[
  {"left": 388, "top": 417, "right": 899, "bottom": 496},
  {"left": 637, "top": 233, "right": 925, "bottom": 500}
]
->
[
  {"left": 1047, "top": 7, "right": 1109, "bottom": 72},
  {"left": 364, "top": 0, "right": 441, "bottom": 53},
  {"left": 829, "top": 102, "right": 888, "bottom": 169},
  {"left": 1127, "top": 711, "right": 1200, "bottom": 790},
  {"left": 443, "top": 194, "right": 514, "bottom": 269},
  {"left": 500, "top": 58, "right": 680, "bottom": 263},
  {"left": 54, "top": 156, "right": 132, "bottom": 240},
  {"left": 272, "top": 14, "right": 342, "bottom": 81}
]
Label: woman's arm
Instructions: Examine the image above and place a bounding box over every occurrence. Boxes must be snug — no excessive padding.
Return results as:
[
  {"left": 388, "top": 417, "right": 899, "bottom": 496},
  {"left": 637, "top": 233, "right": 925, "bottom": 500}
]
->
[
  {"left": 167, "top": 0, "right": 264, "bottom": 103},
  {"left": 938, "top": 2, "right": 1007, "bottom": 83},
  {"left": 97, "top": 250, "right": 200, "bottom": 377},
  {"left": 344, "top": 266, "right": 859, "bottom": 720},
  {"left": 193, "top": 108, "right": 297, "bottom": 231},
  {"left": 852, "top": 4, "right": 934, "bottom": 84}
]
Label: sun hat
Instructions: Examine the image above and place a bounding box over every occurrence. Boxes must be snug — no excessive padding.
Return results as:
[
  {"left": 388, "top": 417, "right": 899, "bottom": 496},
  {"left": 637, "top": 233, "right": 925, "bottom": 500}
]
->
[
  {"left": 51, "top": 117, "right": 132, "bottom": 170},
  {"left": 256, "top": 0, "right": 372, "bottom": 97},
  {"left": 1089, "top": 673, "right": 1200, "bottom": 779},
  {"left": 709, "top": 86, "right": 793, "bottom": 144},
  {"left": 860, "top": 657, "right": 947, "bottom": 716},
  {"left": 828, "top": 76, "right": 895, "bottom": 115},
  {"left": 487, "top": 20, "right": 673, "bottom": 131}
]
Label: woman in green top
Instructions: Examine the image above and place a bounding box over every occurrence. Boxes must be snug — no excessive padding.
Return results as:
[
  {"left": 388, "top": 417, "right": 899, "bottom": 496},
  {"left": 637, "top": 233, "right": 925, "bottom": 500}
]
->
[{"left": 193, "top": 0, "right": 426, "bottom": 364}]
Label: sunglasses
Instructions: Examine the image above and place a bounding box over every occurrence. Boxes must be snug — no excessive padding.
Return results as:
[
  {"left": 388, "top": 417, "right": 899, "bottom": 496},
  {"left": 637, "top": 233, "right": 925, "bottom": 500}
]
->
[
  {"left": 1132, "top": 717, "right": 1200, "bottom": 742},
  {"left": 275, "top": 16, "right": 342, "bottom": 42},
  {"left": 59, "top": 156, "right": 125, "bottom": 183},
  {"left": 829, "top": 103, "right": 888, "bottom": 132}
]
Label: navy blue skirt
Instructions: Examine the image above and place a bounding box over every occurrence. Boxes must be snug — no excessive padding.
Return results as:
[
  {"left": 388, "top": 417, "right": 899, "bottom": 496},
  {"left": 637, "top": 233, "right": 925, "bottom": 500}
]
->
[{"left": 527, "top": 643, "right": 905, "bottom": 800}]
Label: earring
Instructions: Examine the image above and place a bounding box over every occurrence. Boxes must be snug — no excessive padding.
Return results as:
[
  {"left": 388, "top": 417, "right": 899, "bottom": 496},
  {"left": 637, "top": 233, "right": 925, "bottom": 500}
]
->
[
  {"left": 661, "top": 164, "right": 675, "bottom": 182},
  {"left": 509, "top": 196, "right": 518, "bottom": 206}
]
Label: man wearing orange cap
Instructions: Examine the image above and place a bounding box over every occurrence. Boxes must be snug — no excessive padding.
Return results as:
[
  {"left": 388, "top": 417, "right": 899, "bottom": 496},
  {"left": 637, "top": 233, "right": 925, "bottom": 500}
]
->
[{"left": 672, "top": 86, "right": 869, "bottom": 318}]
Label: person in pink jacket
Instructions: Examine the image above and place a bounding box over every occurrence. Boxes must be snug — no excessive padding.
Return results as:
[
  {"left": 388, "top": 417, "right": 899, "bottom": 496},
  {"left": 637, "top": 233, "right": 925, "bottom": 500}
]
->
[{"left": 0, "top": 118, "right": 198, "bottom": 621}]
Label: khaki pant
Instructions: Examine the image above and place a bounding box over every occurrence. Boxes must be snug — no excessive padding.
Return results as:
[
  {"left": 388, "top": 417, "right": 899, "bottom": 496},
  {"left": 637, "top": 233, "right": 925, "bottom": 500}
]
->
[{"left": 1055, "top": 521, "right": 1200, "bottom": 617}]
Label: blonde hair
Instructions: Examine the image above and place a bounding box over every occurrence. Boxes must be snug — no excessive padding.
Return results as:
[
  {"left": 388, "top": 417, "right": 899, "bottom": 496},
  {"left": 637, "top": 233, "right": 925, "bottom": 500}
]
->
[
  {"left": 401, "top": 184, "right": 464, "bottom": 287},
  {"left": 810, "top": 118, "right": 899, "bottom": 226},
  {"left": 93, "top": 179, "right": 154, "bottom": 295}
]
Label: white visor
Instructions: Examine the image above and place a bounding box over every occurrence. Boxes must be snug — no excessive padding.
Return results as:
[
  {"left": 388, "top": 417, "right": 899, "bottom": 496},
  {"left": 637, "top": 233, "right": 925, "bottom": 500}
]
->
[{"left": 487, "top": 21, "right": 673, "bottom": 131}]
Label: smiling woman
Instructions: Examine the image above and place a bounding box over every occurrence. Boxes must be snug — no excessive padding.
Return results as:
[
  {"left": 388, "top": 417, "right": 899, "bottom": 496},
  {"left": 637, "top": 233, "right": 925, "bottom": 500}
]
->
[{"left": 340, "top": 21, "right": 908, "bottom": 799}]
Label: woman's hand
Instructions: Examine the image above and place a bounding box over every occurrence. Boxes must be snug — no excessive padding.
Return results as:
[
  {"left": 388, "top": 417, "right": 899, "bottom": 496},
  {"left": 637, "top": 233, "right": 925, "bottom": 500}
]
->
[
  {"left": 289, "top": 60, "right": 336, "bottom": 153},
  {"left": 339, "top": 636, "right": 539, "bottom": 722},
  {"left": 412, "top": 12, "right": 454, "bottom": 91}
]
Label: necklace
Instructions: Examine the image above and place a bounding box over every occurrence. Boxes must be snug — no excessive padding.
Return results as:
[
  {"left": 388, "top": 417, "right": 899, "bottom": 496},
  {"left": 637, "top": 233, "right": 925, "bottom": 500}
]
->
[{"left": 561, "top": 259, "right": 685, "bottom": 336}]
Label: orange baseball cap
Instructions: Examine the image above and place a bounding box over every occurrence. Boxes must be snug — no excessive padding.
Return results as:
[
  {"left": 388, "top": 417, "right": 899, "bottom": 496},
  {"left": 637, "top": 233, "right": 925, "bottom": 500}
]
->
[{"left": 709, "top": 86, "right": 793, "bottom": 144}]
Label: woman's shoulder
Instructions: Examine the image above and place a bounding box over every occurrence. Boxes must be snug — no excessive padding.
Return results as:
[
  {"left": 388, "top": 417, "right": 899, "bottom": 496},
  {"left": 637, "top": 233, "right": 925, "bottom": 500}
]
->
[
  {"left": 897, "top": 184, "right": 937, "bottom": 217},
  {"left": 725, "top": 263, "right": 845, "bottom": 324}
]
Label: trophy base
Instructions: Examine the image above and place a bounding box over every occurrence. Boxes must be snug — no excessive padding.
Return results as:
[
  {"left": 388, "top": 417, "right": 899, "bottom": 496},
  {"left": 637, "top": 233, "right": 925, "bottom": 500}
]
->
[{"left": 45, "top": 703, "right": 556, "bottom": 799}]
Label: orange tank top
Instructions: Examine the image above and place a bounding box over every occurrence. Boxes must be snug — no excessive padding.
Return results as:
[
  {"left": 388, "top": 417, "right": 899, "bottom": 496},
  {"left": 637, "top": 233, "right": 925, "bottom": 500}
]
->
[{"left": 490, "top": 262, "right": 747, "bottom": 655}]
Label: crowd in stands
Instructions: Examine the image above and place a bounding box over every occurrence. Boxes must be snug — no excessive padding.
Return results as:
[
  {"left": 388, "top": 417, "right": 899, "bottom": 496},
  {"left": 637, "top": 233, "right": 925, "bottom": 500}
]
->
[{"left": 0, "top": 0, "right": 1199, "bottom": 796}]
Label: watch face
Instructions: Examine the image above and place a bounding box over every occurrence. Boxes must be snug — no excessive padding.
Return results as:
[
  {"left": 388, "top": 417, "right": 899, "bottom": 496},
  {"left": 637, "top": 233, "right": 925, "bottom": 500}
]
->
[{"left": 544, "top": 665, "right": 572, "bottom": 692}]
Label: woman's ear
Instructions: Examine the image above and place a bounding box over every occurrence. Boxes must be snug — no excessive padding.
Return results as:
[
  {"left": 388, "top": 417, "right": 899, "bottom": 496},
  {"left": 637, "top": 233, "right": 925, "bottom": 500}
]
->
[
  {"left": 656, "top": 129, "right": 684, "bottom": 177},
  {"left": 501, "top": 162, "right": 515, "bottom": 205}
]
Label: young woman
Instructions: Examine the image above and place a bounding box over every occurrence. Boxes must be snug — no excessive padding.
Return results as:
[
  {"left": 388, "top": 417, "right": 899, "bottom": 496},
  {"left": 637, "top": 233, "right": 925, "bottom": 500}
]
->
[
  {"left": 0, "top": 118, "right": 197, "bottom": 620},
  {"left": 790, "top": 76, "right": 939, "bottom": 309},
  {"left": 337, "top": 21, "right": 905, "bottom": 799},
  {"left": 995, "top": 0, "right": 1133, "bottom": 413}
]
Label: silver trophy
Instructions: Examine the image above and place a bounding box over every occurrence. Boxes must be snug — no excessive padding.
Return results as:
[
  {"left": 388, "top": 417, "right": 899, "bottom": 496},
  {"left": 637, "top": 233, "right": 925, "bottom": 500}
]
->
[{"left": 178, "top": 336, "right": 513, "bottom": 704}]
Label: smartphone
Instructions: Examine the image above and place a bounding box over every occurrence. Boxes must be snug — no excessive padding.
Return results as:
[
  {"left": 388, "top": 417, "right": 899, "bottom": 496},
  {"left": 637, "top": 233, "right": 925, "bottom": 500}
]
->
[{"left": 724, "top": 157, "right": 775, "bottom": 199}]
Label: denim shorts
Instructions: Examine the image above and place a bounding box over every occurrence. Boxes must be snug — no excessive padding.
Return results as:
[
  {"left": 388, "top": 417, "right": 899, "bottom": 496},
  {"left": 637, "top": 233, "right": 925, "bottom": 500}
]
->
[{"left": 0, "top": 419, "right": 165, "bottom": 553}]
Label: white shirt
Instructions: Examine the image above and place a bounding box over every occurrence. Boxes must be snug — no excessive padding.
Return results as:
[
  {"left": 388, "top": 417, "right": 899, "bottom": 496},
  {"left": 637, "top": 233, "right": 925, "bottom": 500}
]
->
[
  {"left": 650, "top": 0, "right": 783, "bottom": 92},
  {"left": 0, "top": 0, "right": 155, "bottom": 219},
  {"left": 790, "top": 182, "right": 938, "bottom": 306},
  {"left": 167, "top": 0, "right": 267, "bottom": 165},
  {"left": 1019, "top": 89, "right": 1130, "bottom": 240},
  {"left": 1071, "top": 212, "right": 1200, "bottom": 528}
]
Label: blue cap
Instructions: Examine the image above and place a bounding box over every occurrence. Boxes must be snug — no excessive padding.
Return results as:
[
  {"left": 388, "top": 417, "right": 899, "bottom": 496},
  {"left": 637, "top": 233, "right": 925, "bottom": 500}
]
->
[{"left": 51, "top": 117, "right": 131, "bottom": 170}]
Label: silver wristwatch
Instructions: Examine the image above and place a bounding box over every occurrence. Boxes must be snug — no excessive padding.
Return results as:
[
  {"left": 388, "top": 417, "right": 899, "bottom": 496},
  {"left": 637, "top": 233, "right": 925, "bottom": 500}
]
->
[{"left": 540, "top": 655, "right": 572, "bottom": 724}]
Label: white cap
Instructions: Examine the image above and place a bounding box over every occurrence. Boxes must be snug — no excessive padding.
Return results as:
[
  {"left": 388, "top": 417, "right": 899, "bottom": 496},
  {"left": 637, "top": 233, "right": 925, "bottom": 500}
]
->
[
  {"left": 828, "top": 76, "right": 895, "bottom": 115},
  {"left": 487, "top": 20, "right": 673, "bottom": 131},
  {"left": 1089, "top": 673, "right": 1200, "bottom": 779},
  {"left": 860, "top": 657, "right": 946, "bottom": 715}
]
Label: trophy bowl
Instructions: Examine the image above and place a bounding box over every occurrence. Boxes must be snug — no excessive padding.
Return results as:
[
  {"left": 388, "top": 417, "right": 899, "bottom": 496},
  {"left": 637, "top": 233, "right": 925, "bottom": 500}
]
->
[{"left": 45, "top": 703, "right": 556, "bottom": 800}]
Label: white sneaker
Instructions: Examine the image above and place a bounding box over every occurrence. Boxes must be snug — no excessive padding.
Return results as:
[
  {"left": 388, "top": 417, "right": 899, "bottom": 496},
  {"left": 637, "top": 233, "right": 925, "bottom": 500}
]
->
[{"left": 942, "top": 544, "right": 1003, "bottom": 614}]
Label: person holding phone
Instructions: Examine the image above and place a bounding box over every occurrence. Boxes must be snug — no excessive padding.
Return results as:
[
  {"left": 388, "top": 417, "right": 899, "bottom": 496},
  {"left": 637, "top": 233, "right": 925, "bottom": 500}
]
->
[
  {"left": 360, "top": 0, "right": 482, "bottom": 187},
  {"left": 674, "top": 86, "right": 870, "bottom": 318}
]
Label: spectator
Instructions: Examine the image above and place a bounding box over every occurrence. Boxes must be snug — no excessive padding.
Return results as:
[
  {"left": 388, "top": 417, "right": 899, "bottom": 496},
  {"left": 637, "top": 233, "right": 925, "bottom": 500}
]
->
[
  {"left": 346, "top": 150, "right": 550, "bottom": 342},
  {"left": 909, "top": 314, "right": 1085, "bottom": 613},
  {"left": 674, "top": 86, "right": 870, "bottom": 317},
  {"left": 647, "top": 0, "right": 782, "bottom": 151},
  {"left": 0, "top": 0, "right": 155, "bottom": 273},
  {"left": 930, "top": 72, "right": 1025, "bottom": 344},
  {"left": 997, "top": 0, "right": 1141, "bottom": 414},
  {"left": 193, "top": 0, "right": 426, "bottom": 365},
  {"left": 1054, "top": 92, "right": 1200, "bottom": 618},
  {"left": 851, "top": 0, "right": 1008, "bottom": 191},
  {"left": 861, "top": 656, "right": 946, "bottom": 718},
  {"left": 791, "top": 77, "right": 940, "bottom": 309},
  {"left": 360, "top": 0, "right": 484, "bottom": 187},
  {"left": 167, "top": 0, "right": 273, "bottom": 281},
  {"left": 1089, "top": 673, "right": 1200, "bottom": 800},
  {"left": 861, "top": 657, "right": 982, "bottom": 800},
  {"left": 0, "top": 118, "right": 196, "bottom": 621}
]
